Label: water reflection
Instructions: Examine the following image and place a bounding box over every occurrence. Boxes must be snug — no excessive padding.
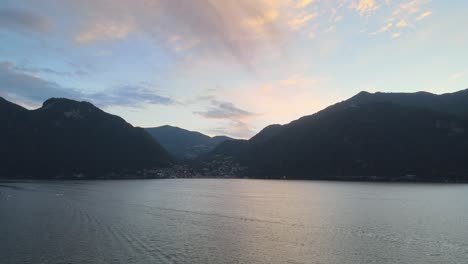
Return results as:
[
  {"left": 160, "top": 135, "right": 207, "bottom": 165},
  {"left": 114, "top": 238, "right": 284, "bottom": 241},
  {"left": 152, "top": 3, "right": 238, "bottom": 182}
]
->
[{"left": 1, "top": 180, "right": 468, "bottom": 264}]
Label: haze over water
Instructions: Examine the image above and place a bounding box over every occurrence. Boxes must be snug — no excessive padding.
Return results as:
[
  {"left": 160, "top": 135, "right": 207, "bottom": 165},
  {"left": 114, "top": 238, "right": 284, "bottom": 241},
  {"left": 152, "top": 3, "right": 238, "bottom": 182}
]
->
[{"left": 1, "top": 179, "right": 468, "bottom": 264}]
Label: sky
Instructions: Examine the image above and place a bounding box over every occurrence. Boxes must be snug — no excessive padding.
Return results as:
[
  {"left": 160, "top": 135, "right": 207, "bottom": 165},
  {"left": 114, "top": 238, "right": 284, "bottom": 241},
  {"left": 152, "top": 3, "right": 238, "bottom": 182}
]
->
[{"left": 0, "top": 0, "right": 467, "bottom": 138}]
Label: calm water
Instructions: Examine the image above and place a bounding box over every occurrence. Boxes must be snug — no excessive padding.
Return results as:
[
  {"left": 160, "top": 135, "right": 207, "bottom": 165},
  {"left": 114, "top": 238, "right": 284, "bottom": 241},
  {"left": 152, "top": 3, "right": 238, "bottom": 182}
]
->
[{"left": 1, "top": 179, "right": 468, "bottom": 264}]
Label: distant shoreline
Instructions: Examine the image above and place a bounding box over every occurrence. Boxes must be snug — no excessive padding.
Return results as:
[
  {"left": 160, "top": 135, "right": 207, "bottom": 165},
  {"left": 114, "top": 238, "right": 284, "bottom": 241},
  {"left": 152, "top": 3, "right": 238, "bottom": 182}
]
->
[{"left": 2, "top": 176, "right": 467, "bottom": 184}]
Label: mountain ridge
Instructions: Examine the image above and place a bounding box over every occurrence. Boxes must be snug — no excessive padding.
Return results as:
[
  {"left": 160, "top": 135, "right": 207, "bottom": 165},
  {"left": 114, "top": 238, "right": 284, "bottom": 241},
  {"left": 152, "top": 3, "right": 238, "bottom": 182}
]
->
[
  {"left": 145, "top": 125, "right": 234, "bottom": 159},
  {"left": 208, "top": 88, "right": 468, "bottom": 181},
  {"left": 0, "top": 97, "right": 173, "bottom": 179}
]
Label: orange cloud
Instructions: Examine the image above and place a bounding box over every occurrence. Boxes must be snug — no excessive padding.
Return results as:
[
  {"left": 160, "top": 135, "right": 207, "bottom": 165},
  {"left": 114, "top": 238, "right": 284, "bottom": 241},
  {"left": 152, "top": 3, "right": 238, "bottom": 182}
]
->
[
  {"left": 371, "top": 23, "right": 393, "bottom": 35},
  {"left": 398, "top": 0, "right": 425, "bottom": 14},
  {"left": 392, "top": 32, "right": 401, "bottom": 38},
  {"left": 396, "top": 20, "right": 409, "bottom": 27},
  {"left": 391, "top": 0, "right": 430, "bottom": 21},
  {"left": 69, "top": 0, "right": 289, "bottom": 66},
  {"left": 288, "top": 12, "right": 319, "bottom": 30},
  {"left": 243, "top": 9, "right": 279, "bottom": 34},
  {"left": 69, "top": 0, "right": 433, "bottom": 67},
  {"left": 296, "top": 0, "right": 317, "bottom": 9},
  {"left": 351, "top": 0, "right": 379, "bottom": 16},
  {"left": 416, "top": 11, "right": 432, "bottom": 21}
]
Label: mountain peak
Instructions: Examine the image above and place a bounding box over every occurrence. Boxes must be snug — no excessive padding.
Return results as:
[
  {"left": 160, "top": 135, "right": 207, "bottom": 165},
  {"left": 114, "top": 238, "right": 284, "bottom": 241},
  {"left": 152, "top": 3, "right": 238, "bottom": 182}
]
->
[
  {"left": 2, "top": 96, "right": 172, "bottom": 178},
  {"left": 356, "top": 91, "right": 372, "bottom": 96},
  {"left": 209, "top": 88, "right": 468, "bottom": 180},
  {"left": 43, "top": 97, "right": 84, "bottom": 107},
  {"left": 348, "top": 91, "right": 372, "bottom": 101},
  {"left": 42, "top": 97, "right": 98, "bottom": 114},
  {"left": 156, "top": 125, "right": 187, "bottom": 131}
]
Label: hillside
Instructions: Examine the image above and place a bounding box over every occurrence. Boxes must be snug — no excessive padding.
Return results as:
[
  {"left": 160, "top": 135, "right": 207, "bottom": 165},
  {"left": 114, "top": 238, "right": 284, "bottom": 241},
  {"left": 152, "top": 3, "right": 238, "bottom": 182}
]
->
[
  {"left": 209, "top": 89, "right": 468, "bottom": 181},
  {"left": 145, "top": 125, "right": 233, "bottom": 159},
  {"left": 0, "top": 97, "right": 173, "bottom": 179}
]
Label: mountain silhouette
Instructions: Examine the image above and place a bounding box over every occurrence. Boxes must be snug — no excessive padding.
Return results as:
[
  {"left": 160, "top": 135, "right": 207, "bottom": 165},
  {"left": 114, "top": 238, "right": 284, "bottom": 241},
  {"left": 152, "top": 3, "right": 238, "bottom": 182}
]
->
[
  {"left": 145, "top": 125, "right": 233, "bottom": 159},
  {"left": 209, "top": 89, "right": 468, "bottom": 181},
  {"left": 0, "top": 97, "right": 172, "bottom": 178}
]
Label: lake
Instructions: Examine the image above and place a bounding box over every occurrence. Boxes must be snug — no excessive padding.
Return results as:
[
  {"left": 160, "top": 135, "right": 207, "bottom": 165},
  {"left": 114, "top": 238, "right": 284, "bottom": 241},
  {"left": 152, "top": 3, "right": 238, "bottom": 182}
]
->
[{"left": 1, "top": 179, "right": 468, "bottom": 264}]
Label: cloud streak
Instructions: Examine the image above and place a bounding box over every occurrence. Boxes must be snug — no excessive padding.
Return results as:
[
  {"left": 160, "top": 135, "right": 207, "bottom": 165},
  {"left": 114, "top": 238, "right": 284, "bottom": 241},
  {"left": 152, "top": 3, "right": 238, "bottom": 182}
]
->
[
  {"left": 416, "top": 11, "right": 432, "bottom": 21},
  {"left": 92, "top": 86, "right": 176, "bottom": 107},
  {"left": 10, "top": 63, "right": 79, "bottom": 77},
  {"left": 194, "top": 100, "right": 254, "bottom": 120},
  {"left": 75, "top": 19, "right": 136, "bottom": 44},
  {"left": 371, "top": 23, "right": 393, "bottom": 35},
  {"left": 0, "top": 61, "right": 176, "bottom": 108},
  {"left": 210, "top": 120, "right": 256, "bottom": 139},
  {"left": 194, "top": 99, "right": 256, "bottom": 138},
  {"left": 396, "top": 20, "right": 409, "bottom": 27},
  {"left": 449, "top": 70, "right": 468, "bottom": 81},
  {"left": 288, "top": 13, "right": 318, "bottom": 31},
  {"left": 0, "top": 62, "right": 79, "bottom": 104}
]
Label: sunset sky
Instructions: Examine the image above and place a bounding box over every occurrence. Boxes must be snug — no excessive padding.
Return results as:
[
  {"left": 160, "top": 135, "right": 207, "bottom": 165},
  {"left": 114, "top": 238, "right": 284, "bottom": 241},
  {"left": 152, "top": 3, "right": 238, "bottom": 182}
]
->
[{"left": 1, "top": 0, "right": 467, "bottom": 138}]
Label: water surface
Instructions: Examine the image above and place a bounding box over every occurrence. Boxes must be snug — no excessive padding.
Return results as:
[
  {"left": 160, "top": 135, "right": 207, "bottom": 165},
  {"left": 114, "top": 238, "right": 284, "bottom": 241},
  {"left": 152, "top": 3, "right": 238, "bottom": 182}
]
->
[{"left": 1, "top": 179, "right": 467, "bottom": 263}]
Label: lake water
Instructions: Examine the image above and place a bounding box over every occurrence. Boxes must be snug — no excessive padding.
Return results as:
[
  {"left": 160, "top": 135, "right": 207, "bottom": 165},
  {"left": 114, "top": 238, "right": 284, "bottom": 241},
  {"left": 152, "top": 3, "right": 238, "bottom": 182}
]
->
[{"left": 1, "top": 179, "right": 468, "bottom": 264}]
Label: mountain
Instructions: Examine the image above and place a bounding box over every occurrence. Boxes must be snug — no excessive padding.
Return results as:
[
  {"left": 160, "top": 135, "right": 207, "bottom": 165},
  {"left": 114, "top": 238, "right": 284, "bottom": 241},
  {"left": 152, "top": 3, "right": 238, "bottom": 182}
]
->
[
  {"left": 209, "top": 89, "right": 468, "bottom": 181},
  {"left": 0, "top": 97, "right": 172, "bottom": 179},
  {"left": 145, "top": 125, "right": 233, "bottom": 159},
  {"left": 347, "top": 89, "right": 468, "bottom": 116},
  {"left": 249, "top": 124, "right": 283, "bottom": 143}
]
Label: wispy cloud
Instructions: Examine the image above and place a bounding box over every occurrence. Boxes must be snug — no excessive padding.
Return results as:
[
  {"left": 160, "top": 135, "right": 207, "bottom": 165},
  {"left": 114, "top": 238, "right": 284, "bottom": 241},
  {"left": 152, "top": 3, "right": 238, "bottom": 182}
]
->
[
  {"left": 92, "top": 86, "right": 176, "bottom": 107},
  {"left": 243, "top": 9, "right": 279, "bottom": 33},
  {"left": 28, "top": 0, "right": 434, "bottom": 70},
  {"left": 0, "top": 61, "right": 176, "bottom": 108},
  {"left": 219, "top": 73, "right": 330, "bottom": 135},
  {"left": 0, "top": 61, "right": 80, "bottom": 104},
  {"left": 334, "top": 15, "right": 343, "bottom": 23},
  {"left": 351, "top": 0, "right": 379, "bottom": 16},
  {"left": 392, "top": 32, "right": 401, "bottom": 39},
  {"left": 394, "top": 0, "right": 427, "bottom": 16},
  {"left": 10, "top": 63, "right": 77, "bottom": 77},
  {"left": 288, "top": 13, "right": 319, "bottom": 30},
  {"left": 390, "top": 0, "right": 431, "bottom": 21},
  {"left": 74, "top": 19, "right": 136, "bottom": 44},
  {"left": 371, "top": 23, "right": 393, "bottom": 35},
  {"left": 449, "top": 70, "right": 468, "bottom": 81},
  {"left": 68, "top": 0, "right": 286, "bottom": 66},
  {"left": 0, "top": 8, "right": 51, "bottom": 33},
  {"left": 416, "top": 11, "right": 432, "bottom": 21},
  {"left": 166, "top": 35, "right": 201, "bottom": 53},
  {"left": 396, "top": 20, "right": 409, "bottom": 27},
  {"left": 194, "top": 99, "right": 256, "bottom": 138},
  {"left": 371, "top": 0, "right": 432, "bottom": 38},
  {"left": 194, "top": 100, "right": 254, "bottom": 120},
  {"left": 296, "top": 0, "right": 317, "bottom": 9},
  {"left": 210, "top": 120, "right": 256, "bottom": 139}
]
